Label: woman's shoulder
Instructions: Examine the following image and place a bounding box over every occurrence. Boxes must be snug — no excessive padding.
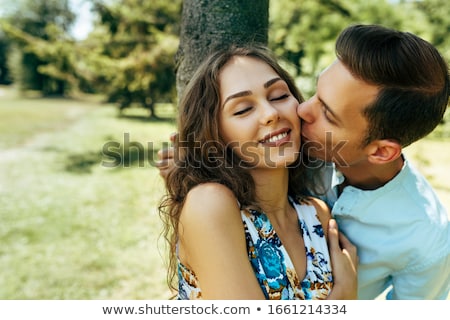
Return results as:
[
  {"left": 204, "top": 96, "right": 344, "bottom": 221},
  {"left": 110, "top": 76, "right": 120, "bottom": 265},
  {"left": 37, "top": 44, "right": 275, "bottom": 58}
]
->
[
  {"left": 182, "top": 183, "right": 240, "bottom": 223},
  {"left": 185, "top": 182, "right": 237, "bottom": 206}
]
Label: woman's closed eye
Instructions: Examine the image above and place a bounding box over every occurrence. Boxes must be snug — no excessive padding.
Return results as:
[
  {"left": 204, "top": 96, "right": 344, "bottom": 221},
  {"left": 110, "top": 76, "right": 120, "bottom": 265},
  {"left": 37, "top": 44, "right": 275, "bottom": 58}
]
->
[
  {"left": 270, "top": 93, "right": 289, "bottom": 101},
  {"left": 233, "top": 106, "right": 253, "bottom": 116}
]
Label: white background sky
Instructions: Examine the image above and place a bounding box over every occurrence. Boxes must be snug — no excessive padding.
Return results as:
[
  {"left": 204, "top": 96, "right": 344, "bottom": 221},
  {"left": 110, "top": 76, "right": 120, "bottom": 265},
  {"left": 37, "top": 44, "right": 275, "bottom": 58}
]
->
[
  {"left": 1, "top": 0, "right": 94, "bottom": 40},
  {"left": 70, "top": 0, "right": 94, "bottom": 40}
]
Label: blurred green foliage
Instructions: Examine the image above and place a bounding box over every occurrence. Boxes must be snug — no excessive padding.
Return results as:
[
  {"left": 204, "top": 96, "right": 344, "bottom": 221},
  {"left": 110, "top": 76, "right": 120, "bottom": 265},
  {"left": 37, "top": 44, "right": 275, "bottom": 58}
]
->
[
  {"left": 1, "top": 0, "right": 75, "bottom": 95},
  {"left": 0, "top": 0, "right": 449, "bottom": 107},
  {"left": 269, "top": 0, "right": 450, "bottom": 97},
  {"left": 81, "top": 0, "right": 181, "bottom": 118}
]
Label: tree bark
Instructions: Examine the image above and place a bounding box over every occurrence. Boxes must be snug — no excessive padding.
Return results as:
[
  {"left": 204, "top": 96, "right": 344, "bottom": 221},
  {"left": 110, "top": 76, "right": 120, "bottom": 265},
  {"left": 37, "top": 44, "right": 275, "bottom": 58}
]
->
[{"left": 175, "top": 0, "right": 269, "bottom": 99}]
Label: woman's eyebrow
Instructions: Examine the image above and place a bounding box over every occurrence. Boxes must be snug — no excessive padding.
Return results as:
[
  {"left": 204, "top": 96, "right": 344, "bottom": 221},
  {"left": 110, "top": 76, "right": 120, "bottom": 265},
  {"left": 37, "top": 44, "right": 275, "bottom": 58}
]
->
[
  {"left": 264, "top": 77, "right": 282, "bottom": 88},
  {"left": 222, "top": 90, "right": 252, "bottom": 108},
  {"left": 223, "top": 77, "right": 283, "bottom": 108}
]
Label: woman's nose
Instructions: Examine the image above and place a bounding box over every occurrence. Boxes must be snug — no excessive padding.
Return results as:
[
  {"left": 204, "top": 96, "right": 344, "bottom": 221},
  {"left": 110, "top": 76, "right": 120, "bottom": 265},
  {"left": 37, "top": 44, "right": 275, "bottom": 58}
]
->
[{"left": 260, "top": 103, "right": 280, "bottom": 125}]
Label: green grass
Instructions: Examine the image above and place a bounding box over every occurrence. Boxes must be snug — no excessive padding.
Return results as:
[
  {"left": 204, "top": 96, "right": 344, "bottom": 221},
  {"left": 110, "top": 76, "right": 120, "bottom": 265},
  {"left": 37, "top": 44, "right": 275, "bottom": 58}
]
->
[
  {"left": 0, "top": 86, "right": 175, "bottom": 299},
  {"left": 0, "top": 85, "right": 448, "bottom": 299}
]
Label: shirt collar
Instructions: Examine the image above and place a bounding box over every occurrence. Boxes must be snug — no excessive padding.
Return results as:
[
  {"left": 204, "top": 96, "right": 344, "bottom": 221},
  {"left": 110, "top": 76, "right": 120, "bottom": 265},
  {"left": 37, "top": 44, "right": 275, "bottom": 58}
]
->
[{"left": 331, "top": 162, "right": 346, "bottom": 190}]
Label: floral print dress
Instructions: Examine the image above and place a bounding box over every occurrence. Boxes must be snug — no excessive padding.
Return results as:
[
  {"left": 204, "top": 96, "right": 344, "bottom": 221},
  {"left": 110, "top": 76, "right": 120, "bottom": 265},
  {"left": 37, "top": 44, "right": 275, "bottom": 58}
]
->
[{"left": 177, "top": 197, "right": 333, "bottom": 300}]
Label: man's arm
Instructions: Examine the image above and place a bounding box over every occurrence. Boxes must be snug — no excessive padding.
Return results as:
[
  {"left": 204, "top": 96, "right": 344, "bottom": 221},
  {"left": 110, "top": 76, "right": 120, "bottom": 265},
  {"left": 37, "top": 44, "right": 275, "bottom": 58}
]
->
[
  {"left": 389, "top": 254, "right": 449, "bottom": 299},
  {"left": 155, "top": 132, "right": 176, "bottom": 180}
]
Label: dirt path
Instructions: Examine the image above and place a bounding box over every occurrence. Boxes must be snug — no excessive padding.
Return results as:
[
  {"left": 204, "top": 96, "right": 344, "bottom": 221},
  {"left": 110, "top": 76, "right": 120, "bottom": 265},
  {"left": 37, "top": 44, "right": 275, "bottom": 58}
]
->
[{"left": 0, "top": 86, "right": 97, "bottom": 160}]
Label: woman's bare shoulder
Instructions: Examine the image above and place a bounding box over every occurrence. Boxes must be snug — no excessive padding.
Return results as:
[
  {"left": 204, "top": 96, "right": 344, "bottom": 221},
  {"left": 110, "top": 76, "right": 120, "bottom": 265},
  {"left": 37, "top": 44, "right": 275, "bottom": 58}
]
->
[{"left": 181, "top": 182, "right": 240, "bottom": 224}]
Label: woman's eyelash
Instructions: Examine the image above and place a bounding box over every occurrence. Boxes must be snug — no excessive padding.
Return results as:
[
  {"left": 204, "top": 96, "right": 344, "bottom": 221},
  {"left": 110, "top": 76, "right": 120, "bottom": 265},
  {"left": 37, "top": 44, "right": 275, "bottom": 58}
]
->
[
  {"left": 271, "top": 94, "right": 289, "bottom": 101},
  {"left": 233, "top": 107, "right": 252, "bottom": 116},
  {"left": 232, "top": 93, "right": 289, "bottom": 115}
]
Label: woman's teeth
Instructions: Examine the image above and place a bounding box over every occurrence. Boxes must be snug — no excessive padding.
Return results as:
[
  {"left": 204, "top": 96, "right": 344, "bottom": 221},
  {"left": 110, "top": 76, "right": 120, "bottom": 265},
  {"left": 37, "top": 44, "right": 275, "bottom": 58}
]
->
[{"left": 263, "top": 132, "right": 287, "bottom": 143}]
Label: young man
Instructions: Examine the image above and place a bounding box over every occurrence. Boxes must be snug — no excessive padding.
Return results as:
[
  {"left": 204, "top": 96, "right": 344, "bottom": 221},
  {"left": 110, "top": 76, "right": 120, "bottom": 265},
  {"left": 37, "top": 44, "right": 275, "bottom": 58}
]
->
[
  {"left": 298, "top": 24, "right": 449, "bottom": 299},
  {"left": 156, "top": 24, "right": 450, "bottom": 299}
]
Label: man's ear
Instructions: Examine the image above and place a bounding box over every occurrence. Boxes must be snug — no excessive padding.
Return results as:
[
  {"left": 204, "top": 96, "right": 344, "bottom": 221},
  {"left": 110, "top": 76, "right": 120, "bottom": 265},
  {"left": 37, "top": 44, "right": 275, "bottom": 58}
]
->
[{"left": 366, "top": 139, "right": 402, "bottom": 164}]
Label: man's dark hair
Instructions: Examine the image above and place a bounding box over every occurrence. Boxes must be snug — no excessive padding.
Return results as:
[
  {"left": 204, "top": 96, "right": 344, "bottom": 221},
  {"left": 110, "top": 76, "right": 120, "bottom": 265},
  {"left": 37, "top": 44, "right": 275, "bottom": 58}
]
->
[{"left": 336, "top": 24, "right": 449, "bottom": 147}]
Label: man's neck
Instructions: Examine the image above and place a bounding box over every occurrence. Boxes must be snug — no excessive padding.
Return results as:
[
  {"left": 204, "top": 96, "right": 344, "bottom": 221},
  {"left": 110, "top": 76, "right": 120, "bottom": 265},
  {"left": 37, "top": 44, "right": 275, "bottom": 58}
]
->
[{"left": 336, "top": 156, "right": 404, "bottom": 191}]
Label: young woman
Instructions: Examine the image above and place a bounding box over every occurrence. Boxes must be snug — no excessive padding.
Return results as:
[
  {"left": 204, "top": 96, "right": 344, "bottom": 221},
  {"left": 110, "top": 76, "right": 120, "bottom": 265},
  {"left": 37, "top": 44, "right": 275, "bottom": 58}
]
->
[{"left": 159, "top": 45, "right": 357, "bottom": 300}]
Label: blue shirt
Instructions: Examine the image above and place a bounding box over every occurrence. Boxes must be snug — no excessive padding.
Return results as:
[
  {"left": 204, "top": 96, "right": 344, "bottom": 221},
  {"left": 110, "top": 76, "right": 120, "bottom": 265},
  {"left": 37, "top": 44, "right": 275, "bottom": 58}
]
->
[{"left": 313, "top": 156, "right": 450, "bottom": 299}]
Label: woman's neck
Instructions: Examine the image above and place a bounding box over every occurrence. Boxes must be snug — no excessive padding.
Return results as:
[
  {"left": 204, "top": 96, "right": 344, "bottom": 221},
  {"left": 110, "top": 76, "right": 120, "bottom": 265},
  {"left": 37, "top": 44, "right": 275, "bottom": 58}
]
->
[{"left": 251, "top": 168, "right": 290, "bottom": 216}]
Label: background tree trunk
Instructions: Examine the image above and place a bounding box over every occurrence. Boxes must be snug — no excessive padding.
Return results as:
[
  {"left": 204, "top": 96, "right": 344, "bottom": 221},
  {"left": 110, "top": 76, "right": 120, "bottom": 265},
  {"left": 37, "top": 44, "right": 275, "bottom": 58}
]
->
[{"left": 175, "top": 0, "right": 269, "bottom": 99}]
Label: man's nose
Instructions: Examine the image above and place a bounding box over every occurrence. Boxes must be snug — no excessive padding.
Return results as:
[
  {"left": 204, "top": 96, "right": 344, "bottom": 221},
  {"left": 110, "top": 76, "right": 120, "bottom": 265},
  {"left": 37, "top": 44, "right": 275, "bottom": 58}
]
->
[{"left": 297, "top": 98, "right": 315, "bottom": 123}]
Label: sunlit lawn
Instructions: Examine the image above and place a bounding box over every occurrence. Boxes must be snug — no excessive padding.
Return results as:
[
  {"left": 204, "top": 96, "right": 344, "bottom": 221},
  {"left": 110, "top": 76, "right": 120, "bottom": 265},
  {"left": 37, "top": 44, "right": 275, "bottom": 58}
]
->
[
  {"left": 0, "top": 85, "right": 448, "bottom": 299},
  {"left": 0, "top": 86, "right": 175, "bottom": 299}
]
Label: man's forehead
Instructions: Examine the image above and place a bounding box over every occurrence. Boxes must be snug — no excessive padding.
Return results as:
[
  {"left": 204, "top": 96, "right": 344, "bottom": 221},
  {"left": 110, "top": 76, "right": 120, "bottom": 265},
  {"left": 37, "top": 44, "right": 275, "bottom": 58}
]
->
[{"left": 317, "top": 60, "right": 339, "bottom": 83}]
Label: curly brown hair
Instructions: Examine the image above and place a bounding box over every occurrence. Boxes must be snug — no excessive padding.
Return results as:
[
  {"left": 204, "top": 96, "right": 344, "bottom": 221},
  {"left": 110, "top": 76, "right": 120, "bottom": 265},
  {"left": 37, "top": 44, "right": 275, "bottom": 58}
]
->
[{"left": 158, "top": 44, "right": 310, "bottom": 295}]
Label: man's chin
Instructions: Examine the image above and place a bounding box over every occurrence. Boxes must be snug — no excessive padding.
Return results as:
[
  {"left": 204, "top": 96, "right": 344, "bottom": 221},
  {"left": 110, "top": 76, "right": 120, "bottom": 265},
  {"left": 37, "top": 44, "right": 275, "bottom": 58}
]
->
[
  {"left": 301, "top": 148, "right": 326, "bottom": 161},
  {"left": 302, "top": 155, "right": 327, "bottom": 169}
]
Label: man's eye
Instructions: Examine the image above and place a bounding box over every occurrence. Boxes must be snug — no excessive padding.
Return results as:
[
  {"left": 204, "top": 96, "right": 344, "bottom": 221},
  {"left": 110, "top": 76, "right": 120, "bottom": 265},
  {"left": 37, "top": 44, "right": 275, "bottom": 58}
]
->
[
  {"left": 233, "top": 107, "right": 252, "bottom": 116},
  {"left": 322, "top": 106, "right": 335, "bottom": 123}
]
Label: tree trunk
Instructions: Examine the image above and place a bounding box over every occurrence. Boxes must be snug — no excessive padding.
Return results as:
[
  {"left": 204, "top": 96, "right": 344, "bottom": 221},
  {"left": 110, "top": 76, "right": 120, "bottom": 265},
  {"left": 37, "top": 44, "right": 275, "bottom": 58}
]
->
[{"left": 176, "top": 0, "right": 269, "bottom": 99}]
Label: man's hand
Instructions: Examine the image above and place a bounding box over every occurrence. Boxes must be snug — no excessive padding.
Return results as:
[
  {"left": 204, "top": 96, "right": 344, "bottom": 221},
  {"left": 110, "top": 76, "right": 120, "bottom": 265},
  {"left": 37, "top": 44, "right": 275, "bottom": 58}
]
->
[{"left": 155, "top": 132, "right": 176, "bottom": 180}]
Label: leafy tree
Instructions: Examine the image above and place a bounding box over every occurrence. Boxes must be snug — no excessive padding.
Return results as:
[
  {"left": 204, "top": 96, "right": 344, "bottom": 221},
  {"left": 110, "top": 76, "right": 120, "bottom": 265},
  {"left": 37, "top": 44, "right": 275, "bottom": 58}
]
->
[
  {"left": 0, "top": 26, "right": 12, "bottom": 84},
  {"left": 2, "top": 0, "right": 75, "bottom": 95},
  {"left": 412, "top": 0, "right": 450, "bottom": 61},
  {"left": 269, "top": 0, "right": 356, "bottom": 97},
  {"left": 269, "top": 0, "right": 433, "bottom": 97},
  {"left": 85, "top": 0, "right": 182, "bottom": 118}
]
